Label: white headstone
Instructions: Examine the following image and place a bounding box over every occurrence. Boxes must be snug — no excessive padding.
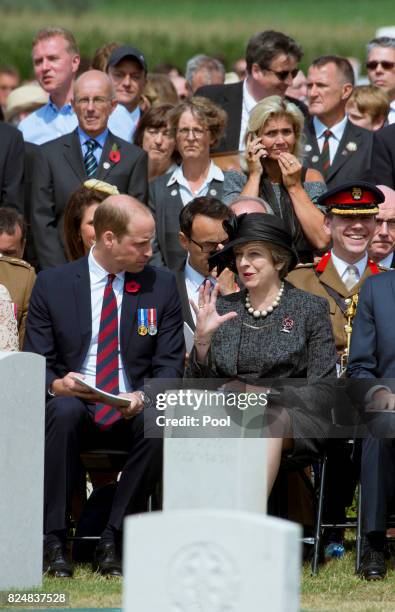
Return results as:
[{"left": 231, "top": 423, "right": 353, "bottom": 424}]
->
[
  {"left": 123, "top": 510, "right": 301, "bottom": 612},
  {"left": 0, "top": 352, "right": 45, "bottom": 589},
  {"left": 164, "top": 438, "right": 267, "bottom": 513},
  {"left": 163, "top": 395, "right": 267, "bottom": 513}
]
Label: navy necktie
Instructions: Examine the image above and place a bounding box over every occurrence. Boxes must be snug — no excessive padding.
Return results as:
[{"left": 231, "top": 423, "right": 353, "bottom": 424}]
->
[
  {"left": 84, "top": 139, "right": 99, "bottom": 178},
  {"left": 95, "top": 274, "right": 122, "bottom": 429}
]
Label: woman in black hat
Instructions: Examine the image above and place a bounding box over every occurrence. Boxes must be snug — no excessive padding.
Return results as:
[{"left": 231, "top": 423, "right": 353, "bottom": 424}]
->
[{"left": 186, "top": 213, "right": 337, "bottom": 493}]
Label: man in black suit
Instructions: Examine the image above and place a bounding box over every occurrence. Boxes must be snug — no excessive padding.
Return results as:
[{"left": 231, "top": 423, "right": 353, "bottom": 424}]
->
[
  {"left": 368, "top": 184, "right": 395, "bottom": 268},
  {"left": 175, "top": 197, "right": 234, "bottom": 329},
  {"left": 24, "top": 195, "right": 184, "bottom": 578},
  {"left": 31, "top": 69, "right": 147, "bottom": 269},
  {"left": 304, "top": 55, "right": 373, "bottom": 189},
  {"left": 348, "top": 272, "right": 395, "bottom": 579},
  {"left": 370, "top": 124, "right": 395, "bottom": 188},
  {"left": 365, "top": 36, "right": 395, "bottom": 125},
  {"left": 0, "top": 122, "right": 24, "bottom": 213},
  {"left": 196, "top": 30, "right": 304, "bottom": 155}
]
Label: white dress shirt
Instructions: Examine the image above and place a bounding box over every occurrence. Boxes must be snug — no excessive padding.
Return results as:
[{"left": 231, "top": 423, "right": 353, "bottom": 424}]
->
[
  {"left": 378, "top": 252, "right": 394, "bottom": 269},
  {"left": 184, "top": 259, "right": 217, "bottom": 324},
  {"left": 313, "top": 115, "right": 348, "bottom": 163},
  {"left": 166, "top": 161, "right": 224, "bottom": 206},
  {"left": 331, "top": 250, "right": 368, "bottom": 285},
  {"left": 239, "top": 78, "right": 258, "bottom": 152},
  {"left": 19, "top": 99, "right": 138, "bottom": 145},
  {"left": 80, "top": 248, "right": 132, "bottom": 392},
  {"left": 388, "top": 100, "right": 395, "bottom": 125}
]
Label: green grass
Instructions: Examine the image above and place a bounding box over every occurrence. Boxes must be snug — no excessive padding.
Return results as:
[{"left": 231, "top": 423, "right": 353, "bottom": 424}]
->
[
  {"left": 302, "top": 549, "right": 395, "bottom": 611},
  {"left": 1, "top": 546, "right": 394, "bottom": 611},
  {"left": 0, "top": 567, "right": 122, "bottom": 610},
  {"left": 2, "top": 0, "right": 395, "bottom": 78}
]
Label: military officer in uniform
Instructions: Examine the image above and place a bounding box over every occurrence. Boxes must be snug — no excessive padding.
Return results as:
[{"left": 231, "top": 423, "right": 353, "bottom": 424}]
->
[
  {"left": 0, "top": 253, "right": 36, "bottom": 348},
  {"left": 287, "top": 181, "right": 385, "bottom": 556}
]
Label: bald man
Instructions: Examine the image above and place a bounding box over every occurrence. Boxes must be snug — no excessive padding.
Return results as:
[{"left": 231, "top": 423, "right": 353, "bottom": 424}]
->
[
  {"left": 31, "top": 70, "right": 148, "bottom": 270},
  {"left": 24, "top": 195, "right": 184, "bottom": 577},
  {"left": 229, "top": 195, "right": 273, "bottom": 216},
  {"left": 369, "top": 185, "right": 395, "bottom": 268}
]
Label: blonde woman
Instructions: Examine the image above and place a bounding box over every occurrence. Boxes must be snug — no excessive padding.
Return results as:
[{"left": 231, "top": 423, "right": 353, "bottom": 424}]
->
[{"left": 224, "top": 96, "right": 329, "bottom": 261}]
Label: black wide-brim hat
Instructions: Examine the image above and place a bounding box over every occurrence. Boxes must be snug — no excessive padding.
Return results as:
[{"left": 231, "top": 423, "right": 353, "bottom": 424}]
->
[{"left": 209, "top": 213, "right": 298, "bottom": 274}]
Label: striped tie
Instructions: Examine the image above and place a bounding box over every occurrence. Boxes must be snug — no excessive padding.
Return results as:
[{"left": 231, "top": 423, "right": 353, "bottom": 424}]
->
[
  {"left": 94, "top": 273, "right": 121, "bottom": 429},
  {"left": 320, "top": 129, "right": 332, "bottom": 179},
  {"left": 84, "top": 139, "right": 99, "bottom": 178}
]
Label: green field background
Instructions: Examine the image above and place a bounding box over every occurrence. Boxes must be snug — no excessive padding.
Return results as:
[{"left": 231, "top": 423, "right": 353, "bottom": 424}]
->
[{"left": 1, "top": 0, "right": 394, "bottom": 78}]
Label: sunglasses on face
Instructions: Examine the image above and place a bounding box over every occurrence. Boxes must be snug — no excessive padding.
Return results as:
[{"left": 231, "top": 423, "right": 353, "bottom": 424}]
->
[
  {"left": 366, "top": 60, "right": 395, "bottom": 71},
  {"left": 264, "top": 67, "right": 299, "bottom": 81}
]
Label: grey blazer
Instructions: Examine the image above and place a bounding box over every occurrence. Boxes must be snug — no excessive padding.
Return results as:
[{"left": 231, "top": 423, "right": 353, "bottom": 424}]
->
[
  {"left": 303, "top": 118, "right": 372, "bottom": 189},
  {"left": 31, "top": 129, "right": 148, "bottom": 269},
  {"left": 148, "top": 173, "right": 226, "bottom": 271},
  {"left": 186, "top": 282, "right": 337, "bottom": 380}
]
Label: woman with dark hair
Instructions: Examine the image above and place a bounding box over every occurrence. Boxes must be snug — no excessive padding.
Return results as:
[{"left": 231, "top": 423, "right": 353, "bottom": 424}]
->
[
  {"left": 149, "top": 97, "right": 236, "bottom": 270},
  {"left": 63, "top": 180, "right": 119, "bottom": 261},
  {"left": 134, "top": 104, "right": 178, "bottom": 182},
  {"left": 186, "top": 213, "right": 337, "bottom": 493},
  {"left": 224, "top": 95, "right": 329, "bottom": 261}
]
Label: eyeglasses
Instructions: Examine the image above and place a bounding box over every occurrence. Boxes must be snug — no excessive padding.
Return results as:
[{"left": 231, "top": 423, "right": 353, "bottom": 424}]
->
[
  {"left": 177, "top": 127, "right": 207, "bottom": 139},
  {"left": 189, "top": 238, "right": 228, "bottom": 253},
  {"left": 366, "top": 60, "right": 395, "bottom": 71},
  {"left": 75, "top": 96, "right": 111, "bottom": 107},
  {"left": 263, "top": 67, "right": 299, "bottom": 81}
]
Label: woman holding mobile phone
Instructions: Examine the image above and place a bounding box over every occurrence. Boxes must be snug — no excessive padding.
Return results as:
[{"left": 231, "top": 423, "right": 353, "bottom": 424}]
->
[{"left": 223, "top": 96, "right": 329, "bottom": 262}]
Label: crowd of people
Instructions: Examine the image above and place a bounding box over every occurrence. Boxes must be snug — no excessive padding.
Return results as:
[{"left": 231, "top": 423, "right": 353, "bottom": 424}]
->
[{"left": 1, "top": 24, "right": 395, "bottom": 583}]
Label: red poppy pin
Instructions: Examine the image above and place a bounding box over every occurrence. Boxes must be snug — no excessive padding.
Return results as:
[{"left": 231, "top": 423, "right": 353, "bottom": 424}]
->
[
  {"left": 125, "top": 280, "right": 141, "bottom": 294},
  {"left": 109, "top": 143, "right": 121, "bottom": 164},
  {"left": 281, "top": 316, "right": 294, "bottom": 333}
]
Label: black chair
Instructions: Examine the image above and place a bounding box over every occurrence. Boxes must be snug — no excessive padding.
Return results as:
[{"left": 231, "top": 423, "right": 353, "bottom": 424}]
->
[{"left": 69, "top": 449, "right": 162, "bottom": 551}]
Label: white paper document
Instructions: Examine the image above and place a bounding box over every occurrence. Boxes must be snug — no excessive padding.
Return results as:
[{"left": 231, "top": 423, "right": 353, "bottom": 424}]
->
[{"left": 72, "top": 376, "right": 131, "bottom": 408}]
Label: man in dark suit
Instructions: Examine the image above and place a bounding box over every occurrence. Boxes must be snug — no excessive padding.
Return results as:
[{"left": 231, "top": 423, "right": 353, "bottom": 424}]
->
[
  {"left": 196, "top": 30, "right": 304, "bottom": 156},
  {"left": 175, "top": 196, "right": 234, "bottom": 329},
  {"left": 24, "top": 195, "right": 185, "bottom": 578},
  {"left": 365, "top": 36, "right": 395, "bottom": 125},
  {"left": 370, "top": 124, "right": 395, "bottom": 188},
  {"left": 304, "top": 55, "right": 373, "bottom": 189},
  {"left": 0, "top": 122, "right": 24, "bottom": 213},
  {"left": 31, "top": 69, "right": 147, "bottom": 269},
  {"left": 368, "top": 185, "right": 395, "bottom": 268},
  {"left": 347, "top": 273, "right": 395, "bottom": 580}
]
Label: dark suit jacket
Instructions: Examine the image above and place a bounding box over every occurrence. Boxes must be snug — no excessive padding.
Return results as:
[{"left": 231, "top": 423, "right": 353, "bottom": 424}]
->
[
  {"left": 23, "top": 142, "right": 39, "bottom": 268},
  {"left": 148, "top": 173, "right": 224, "bottom": 271},
  {"left": 370, "top": 124, "right": 395, "bottom": 188},
  {"left": 347, "top": 271, "right": 395, "bottom": 379},
  {"left": 303, "top": 118, "right": 373, "bottom": 189},
  {"left": 23, "top": 257, "right": 185, "bottom": 393},
  {"left": 0, "top": 123, "right": 24, "bottom": 213},
  {"left": 196, "top": 80, "right": 308, "bottom": 153},
  {"left": 174, "top": 265, "right": 195, "bottom": 330},
  {"left": 31, "top": 129, "right": 148, "bottom": 269}
]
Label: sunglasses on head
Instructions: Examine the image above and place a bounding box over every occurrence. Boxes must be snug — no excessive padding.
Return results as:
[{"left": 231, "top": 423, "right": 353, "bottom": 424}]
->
[
  {"left": 264, "top": 67, "right": 299, "bottom": 81},
  {"left": 366, "top": 60, "right": 395, "bottom": 71}
]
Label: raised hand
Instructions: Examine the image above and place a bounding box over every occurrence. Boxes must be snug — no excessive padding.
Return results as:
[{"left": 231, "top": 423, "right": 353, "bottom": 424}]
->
[
  {"left": 190, "top": 281, "right": 238, "bottom": 341},
  {"left": 278, "top": 152, "right": 302, "bottom": 189},
  {"left": 245, "top": 132, "right": 267, "bottom": 176}
]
